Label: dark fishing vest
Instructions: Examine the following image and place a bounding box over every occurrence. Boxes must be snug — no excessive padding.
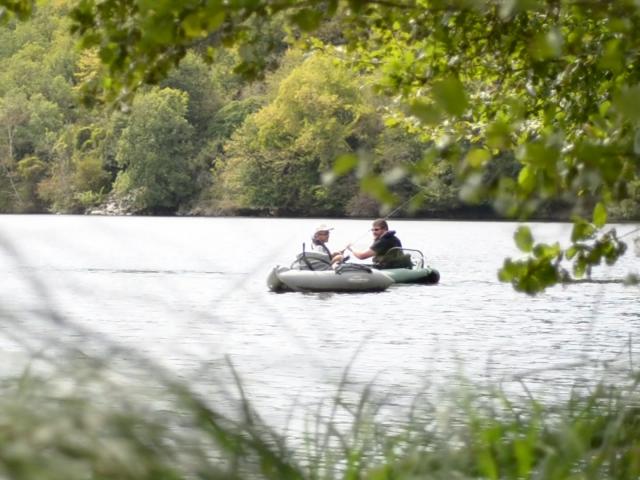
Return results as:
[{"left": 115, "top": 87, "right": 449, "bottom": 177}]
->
[{"left": 372, "top": 231, "right": 411, "bottom": 268}]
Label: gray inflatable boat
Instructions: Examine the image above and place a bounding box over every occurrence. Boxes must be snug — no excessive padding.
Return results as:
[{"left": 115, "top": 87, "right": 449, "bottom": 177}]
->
[{"left": 267, "top": 252, "right": 393, "bottom": 293}]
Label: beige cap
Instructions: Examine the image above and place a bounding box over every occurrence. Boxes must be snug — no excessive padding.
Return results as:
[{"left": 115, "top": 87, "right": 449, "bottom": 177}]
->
[{"left": 314, "top": 224, "right": 333, "bottom": 233}]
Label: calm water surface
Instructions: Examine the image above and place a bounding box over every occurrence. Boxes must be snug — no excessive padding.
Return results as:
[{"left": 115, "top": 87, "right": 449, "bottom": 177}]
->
[{"left": 1, "top": 215, "right": 640, "bottom": 426}]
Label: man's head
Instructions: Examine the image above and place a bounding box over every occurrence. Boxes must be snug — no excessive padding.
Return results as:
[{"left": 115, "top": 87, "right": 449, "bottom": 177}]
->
[
  {"left": 371, "top": 218, "right": 388, "bottom": 239},
  {"left": 313, "top": 224, "right": 333, "bottom": 242}
]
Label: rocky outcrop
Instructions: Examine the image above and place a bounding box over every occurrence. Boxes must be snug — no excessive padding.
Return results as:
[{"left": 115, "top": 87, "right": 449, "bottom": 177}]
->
[{"left": 87, "top": 193, "right": 136, "bottom": 216}]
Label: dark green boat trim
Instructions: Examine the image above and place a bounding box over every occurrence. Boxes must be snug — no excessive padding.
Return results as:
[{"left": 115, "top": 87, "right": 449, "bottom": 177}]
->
[{"left": 382, "top": 266, "right": 440, "bottom": 284}]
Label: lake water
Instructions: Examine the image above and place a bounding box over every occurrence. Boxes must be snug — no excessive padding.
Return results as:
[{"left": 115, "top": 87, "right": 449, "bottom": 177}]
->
[{"left": 1, "top": 215, "right": 640, "bottom": 428}]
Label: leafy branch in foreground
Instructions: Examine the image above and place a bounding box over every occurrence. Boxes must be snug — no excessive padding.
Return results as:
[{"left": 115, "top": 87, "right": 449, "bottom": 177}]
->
[
  {"left": 0, "top": 0, "right": 32, "bottom": 21},
  {"left": 499, "top": 219, "right": 630, "bottom": 295}
]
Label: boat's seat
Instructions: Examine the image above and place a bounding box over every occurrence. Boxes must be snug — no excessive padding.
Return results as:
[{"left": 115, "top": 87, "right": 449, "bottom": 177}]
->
[
  {"left": 375, "top": 252, "right": 414, "bottom": 269},
  {"left": 335, "top": 263, "right": 372, "bottom": 274},
  {"left": 292, "top": 252, "right": 332, "bottom": 271}
]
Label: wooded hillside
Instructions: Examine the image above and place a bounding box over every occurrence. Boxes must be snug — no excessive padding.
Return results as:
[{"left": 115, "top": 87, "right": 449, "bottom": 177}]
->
[{"left": 0, "top": 2, "right": 471, "bottom": 217}]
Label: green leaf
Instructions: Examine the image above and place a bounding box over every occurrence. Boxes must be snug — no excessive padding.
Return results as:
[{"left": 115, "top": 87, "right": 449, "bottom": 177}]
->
[
  {"left": 182, "top": 13, "right": 206, "bottom": 37},
  {"left": 532, "top": 242, "right": 560, "bottom": 259},
  {"left": 466, "top": 148, "right": 491, "bottom": 168},
  {"left": 361, "top": 175, "right": 396, "bottom": 205},
  {"left": 99, "top": 43, "right": 119, "bottom": 65},
  {"left": 514, "top": 438, "right": 533, "bottom": 477},
  {"left": 290, "top": 9, "right": 323, "bottom": 31},
  {"left": 499, "top": 258, "right": 528, "bottom": 283},
  {"left": 514, "top": 226, "right": 534, "bottom": 253},
  {"left": 204, "top": 7, "right": 226, "bottom": 30},
  {"left": 530, "top": 29, "right": 563, "bottom": 60},
  {"left": 486, "top": 120, "right": 511, "bottom": 149},
  {"left": 332, "top": 154, "right": 358, "bottom": 176},
  {"left": 141, "top": 15, "right": 177, "bottom": 46},
  {"left": 573, "top": 257, "right": 587, "bottom": 278},
  {"left": 382, "top": 166, "right": 406, "bottom": 185},
  {"left": 180, "top": 10, "right": 225, "bottom": 37},
  {"left": 517, "top": 165, "right": 536, "bottom": 193},
  {"left": 432, "top": 77, "right": 468, "bottom": 117},
  {"left": 571, "top": 219, "right": 596, "bottom": 242},
  {"left": 599, "top": 100, "right": 611, "bottom": 117},
  {"left": 517, "top": 142, "right": 559, "bottom": 167},
  {"left": 592, "top": 202, "right": 607, "bottom": 227},
  {"left": 613, "top": 85, "right": 640, "bottom": 124},
  {"left": 599, "top": 39, "right": 623, "bottom": 73},
  {"left": 408, "top": 99, "right": 442, "bottom": 125}
]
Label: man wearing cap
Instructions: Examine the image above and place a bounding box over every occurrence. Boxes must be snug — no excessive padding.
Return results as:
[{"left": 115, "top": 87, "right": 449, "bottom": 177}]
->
[{"left": 311, "top": 224, "right": 344, "bottom": 265}]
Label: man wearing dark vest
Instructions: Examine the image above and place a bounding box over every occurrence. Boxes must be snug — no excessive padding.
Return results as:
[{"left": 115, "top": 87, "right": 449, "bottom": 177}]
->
[{"left": 347, "top": 218, "right": 411, "bottom": 269}]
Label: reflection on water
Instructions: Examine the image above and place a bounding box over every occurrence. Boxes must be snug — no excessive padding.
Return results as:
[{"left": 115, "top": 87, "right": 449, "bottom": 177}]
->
[{"left": 1, "top": 215, "right": 640, "bottom": 427}]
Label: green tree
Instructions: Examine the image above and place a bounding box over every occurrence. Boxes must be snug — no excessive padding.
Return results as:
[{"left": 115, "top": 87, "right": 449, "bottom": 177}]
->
[
  {"left": 115, "top": 88, "right": 196, "bottom": 213},
  {"left": 0, "top": 2, "right": 84, "bottom": 212},
  {"left": 214, "top": 53, "right": 369, "bottom": 215},
  {"left": 15, "top": 155, "right": 47, "bottom": 211},
  {"left": 37, "top": 125, "right": 111, "bottom": 213},
  {"left": 0, "top": 91, "right": 67, "bottom": 211},
  {"left": 162, "top": 52, "right": 223, "bottom": 140},
  {"left": 0, "top": 91, "right": 30, "bottom": 210},
  {"left": 372, "top": 125, "right": 464, "bottom": 217}
]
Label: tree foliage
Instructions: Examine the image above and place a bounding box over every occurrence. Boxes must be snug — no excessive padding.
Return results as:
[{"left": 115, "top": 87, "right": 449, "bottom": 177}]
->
[
  {"left": 115, "top": 88, "right": 196, "bottom": 212},
  {"left": 162, "top": 51, "right": 224, "bottom": 140},
  {"left": 37, "top": 125, "right": 111, "bottom": 213},
  {"left": 214, "top": 53, "right": 367, "bottom": 215}
]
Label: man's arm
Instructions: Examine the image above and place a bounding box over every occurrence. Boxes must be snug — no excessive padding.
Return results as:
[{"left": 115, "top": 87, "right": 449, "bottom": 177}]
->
[{"left": 347, "top": 246, "right": 375, "bottom": 260}]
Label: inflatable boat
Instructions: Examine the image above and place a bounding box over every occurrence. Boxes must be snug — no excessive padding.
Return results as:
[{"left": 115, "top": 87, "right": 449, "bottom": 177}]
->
[{"left": 267, "top": 252, "right": 393, "bottom": 293}]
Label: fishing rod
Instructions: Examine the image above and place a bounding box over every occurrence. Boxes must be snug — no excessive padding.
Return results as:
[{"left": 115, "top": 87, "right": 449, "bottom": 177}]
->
[
  {"left": 382, "top": 189, "right": 427, "bottom": 222},
  {"left": 619, "top": 226, "right": 640, "bottom": 240},
  {"left": 342, "top": 189, "right": 428, "bottom": 251},
  {"left": 616, "top": 225, "right": 640, "bottom": 258}
]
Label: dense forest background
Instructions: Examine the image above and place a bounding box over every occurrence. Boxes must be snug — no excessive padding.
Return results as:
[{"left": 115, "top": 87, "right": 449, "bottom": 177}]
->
[
  {"left": 0, "top": 2, "right": 443, "bottom": 216},
  {"left": 0, "top": 1, "right": 585, "bottom": 219}
]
